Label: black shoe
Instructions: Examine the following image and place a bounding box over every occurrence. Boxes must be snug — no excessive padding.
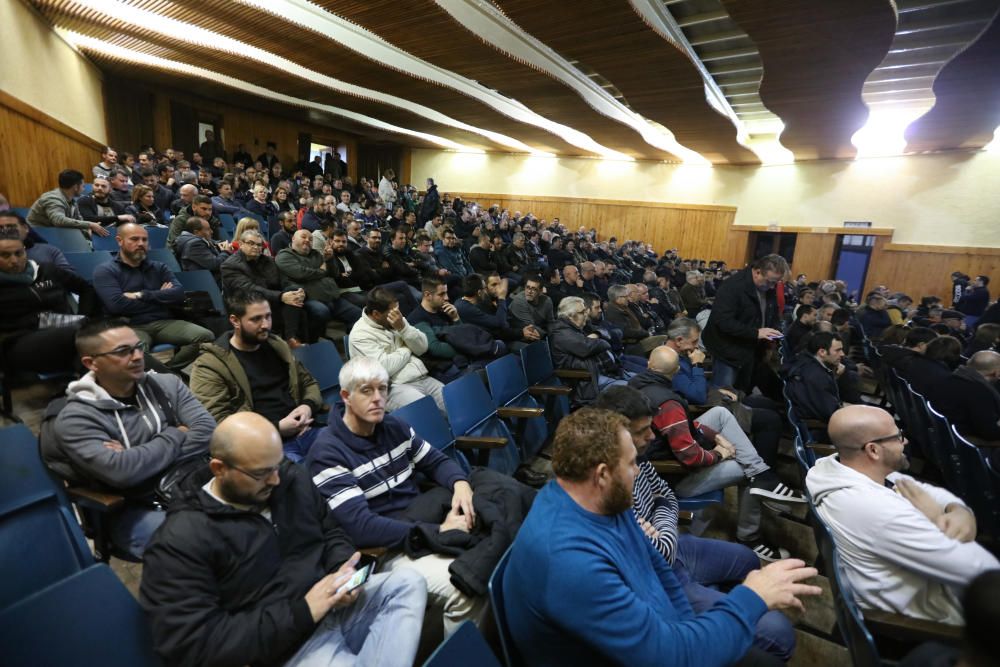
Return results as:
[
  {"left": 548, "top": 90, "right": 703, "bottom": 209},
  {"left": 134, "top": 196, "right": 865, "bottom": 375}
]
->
[
  {"left": 748, "top": 471, "right": 806, "bottom": 504},
  {"left": 740, "top": 540, "right": 790, "bottom": 563},
  {"left": 514, "top": 466, "right": 549, "bottom": 488}
]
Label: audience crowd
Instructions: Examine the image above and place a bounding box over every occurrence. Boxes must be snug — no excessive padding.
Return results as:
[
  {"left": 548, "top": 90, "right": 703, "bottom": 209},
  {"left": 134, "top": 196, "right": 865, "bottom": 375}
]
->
[{"left": 1, "top": 141, "right": 997, "bottom": 666}]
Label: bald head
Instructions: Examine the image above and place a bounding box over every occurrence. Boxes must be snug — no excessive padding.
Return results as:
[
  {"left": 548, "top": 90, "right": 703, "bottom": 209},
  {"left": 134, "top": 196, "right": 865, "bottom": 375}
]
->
[
  {"left": 828, "top": 405, "right": 895, "bottom": 459},
  {"left": 648, "top": 345, "right": 680, "bottom": 378},
  {"left": 968, "top": 350, "right": 1000, "bottom": 377},
  {"left": 210, "top": 412, "right": 282, "bottom": 464}
]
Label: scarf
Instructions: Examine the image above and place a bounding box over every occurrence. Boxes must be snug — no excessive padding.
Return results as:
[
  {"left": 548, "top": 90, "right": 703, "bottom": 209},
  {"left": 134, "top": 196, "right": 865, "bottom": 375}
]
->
[{"left": 0, "top": 259, "right": 38, "bottom": 286}]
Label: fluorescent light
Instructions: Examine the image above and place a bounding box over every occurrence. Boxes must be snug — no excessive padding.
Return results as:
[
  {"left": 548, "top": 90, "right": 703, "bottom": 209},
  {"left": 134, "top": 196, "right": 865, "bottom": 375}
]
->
[{"left": 851, "top": 104, "right": 931, "bottom": 158}]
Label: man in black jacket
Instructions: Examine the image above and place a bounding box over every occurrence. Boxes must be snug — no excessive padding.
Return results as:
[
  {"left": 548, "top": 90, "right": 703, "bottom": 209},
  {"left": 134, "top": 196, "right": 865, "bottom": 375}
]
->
[
  {"left": 702, "top": 254, "right": 787, "bottom": 393},
  {"left": 77, "top": 176, "right": 135, "bottom": 227},
  {"left": 785, "top": 332, "right": 846, "bottom": 423},
  {"left": 140, "top": 412, "right": 426, "bottom": 667},
  {"left": 926, "top": 351, "right": 1000, "bottom": 447}
]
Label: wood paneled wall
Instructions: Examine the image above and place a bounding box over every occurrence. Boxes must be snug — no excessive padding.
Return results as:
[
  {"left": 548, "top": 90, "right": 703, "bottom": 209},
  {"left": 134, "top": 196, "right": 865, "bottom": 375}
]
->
[
  {"left": 0, "top": 90, "right": 103, "bottom": 207},
  {"left": 452, "top": 192, "right": 745, "bottom": 267},
  {"left": 865, "top": 240, "right": 1000, "bottom": 302}
]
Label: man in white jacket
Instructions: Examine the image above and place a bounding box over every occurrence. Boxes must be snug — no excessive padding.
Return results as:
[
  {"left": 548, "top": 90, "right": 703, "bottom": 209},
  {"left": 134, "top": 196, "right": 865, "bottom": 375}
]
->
[
  {"left": 348, "top": 286, "right": 446, "bottom": 413},
  {"left": 806, "top": 405, "right": 998, "bottom": 624}
]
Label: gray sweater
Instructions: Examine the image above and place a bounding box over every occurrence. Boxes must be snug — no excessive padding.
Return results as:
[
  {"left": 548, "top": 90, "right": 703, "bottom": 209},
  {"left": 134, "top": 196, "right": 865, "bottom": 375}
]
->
[
  {"left": 509, "top": 292, "right": 555, "bottom": 335},
  {"left": 27, "top": 188, "right": 89, "bottom": 230},
  {"left": 42, "top": 371, "right": 215, "bottom": 493}
]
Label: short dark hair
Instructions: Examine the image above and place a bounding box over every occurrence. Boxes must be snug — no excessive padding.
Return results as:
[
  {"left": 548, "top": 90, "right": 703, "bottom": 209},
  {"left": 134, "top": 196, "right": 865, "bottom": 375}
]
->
[
  {"left": 796, "top": 304, "right": 816, "bottom": 321},
  {"left": 75, "top": 318, "right": 131, "bottom": 356},
  {"left": 225, "top": 289, "right": 269, "bottom": 318},
  {"left": 807, "top": 331, "right": 841, "bottom": 355},
  {"left": 904, "top": 326, "right": 937, "bottom": 347},
  {"left": 365, "top": 287, "right": 397, "bottom": 314},
  {"left": 192, "top": 194, "right": 213, "bottom": 206},
  {"left": 0, "top": 210, "right": 27, "bottom": 227},
  {"left": 155, "top": 162, "right": 173, "bottom": 175},
  {"left": 421, "top": 276, "right": 445, "bottom": 294},
  {"left": 522, "top": 272, "right": 542, "bottom": 287},
  {"left": 462, "top": 274, "right": 486, "bottom": 298},
  {"left": 977, "top": 275, "right": 990, "bottom": 286},
  {"left": 924, "top": 335, "right": 962, "bottom": 365},
  {"left": 830, "top": 309, "right": 851, "bottom": 327},
  {"left": 58, "top": 169, "right": 85, "bottom": 190},
  {"left": 593, "top": 386, "right": 655, "bottom": 421}
]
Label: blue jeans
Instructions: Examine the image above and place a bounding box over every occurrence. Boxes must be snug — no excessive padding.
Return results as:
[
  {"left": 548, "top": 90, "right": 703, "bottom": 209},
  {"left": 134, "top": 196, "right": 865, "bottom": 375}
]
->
[
  {"left": 110, "top": 504, "right": 166, "bottom": 559},
  {"left": 282, "top": 569, "right": 427, "bottom": 667},
  {"left": 710, "top": 357, "right": 739, "bottom": 389},
  {"left": 283, "top": 428, "right": 321, "bottom": 463},
  {"left": 675, "top": 534, "right": 796, "bottom": 661},
  {"left": 304, "top": 298, "right": 362, "bottom": 328}
]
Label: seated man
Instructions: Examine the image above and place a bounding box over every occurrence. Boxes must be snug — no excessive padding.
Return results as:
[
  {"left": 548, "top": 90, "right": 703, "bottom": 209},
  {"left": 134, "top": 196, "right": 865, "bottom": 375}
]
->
[
  {"left": 173, "top": 215, "right": 233, "bottom": 284},
  {"left": 307, "top": 357, "right": 484, "bottom": 636},
  {"left": 349, "top": 287, "right": 446, "bottom": 413},
  {"left": 270, "top": 211, "right": 297, "bottom": 256},
  {"left": 385, "top": 228, "right": 421, "bottom": 287},
  {"left": 93, "top": 223, "right": 214, "bottom": 369},
  {"left": 594, "top": 387, "right": 795, "bottom": 662},
  {"left": 41, "top": 319, "right": 215, "bottom": 558},
  {"left": 605, "top": 284, "right": 667, "bottom": 355},
  {"left": 190, "top": 291, "right": 322, "bottom": 462},
  {"left": 630, "top": 346, "right": 805, "bottom": 561},
  {"left": 550, "top": 296, "right": 625, "bottom": 405},
  {"left": 508, "top": 273, "right": 555, "bottom": 337},
  {"left": 807, "top": 405, "right": 998, "bottom": 624},
  {"left": 784, "top": 304, "right": 816, "bottom": 353},
  {"left": 0, "top": 210, "right": 72, "bottom": 274},
  {"left": 27, "top": 169, "right": 110, "bottom": 237},
  {"left": 455, "top": 274, "right": 539, "bottom": 351},
  {"left": 503, "top": 407, "right": 820, "bottom": 666},
  {"left": 168, "top": 194, "right": 220, "bottom": 249},
  {"left": 925, "top": 350, "right": 1000, "bottom": 454},
  {"left": 221, "top": 229, "right": 307, "bottom": 344},
  {"left": 140, "top": 412, "right": 426, "bottom": 667},
  {"left": 77, "top": 175, "right": 135, "bottom": 228},
  {"left": 435, "top": 226, "right": 474, "bottom": 280},
  {"left": 784, "top": 331, "right": 846, "bottom": 423},
  {"left": 858, "top": 293, "right": 892, "bottom": 339},
  {"left": 275, "top": 229, "right": 362, "bottom": 329}
]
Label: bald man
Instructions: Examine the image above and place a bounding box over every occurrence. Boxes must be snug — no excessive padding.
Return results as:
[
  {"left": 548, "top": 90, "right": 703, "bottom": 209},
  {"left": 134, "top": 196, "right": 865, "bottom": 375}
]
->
[
  {"left": 629, "top": 346, "right": 805, "bottom": 562},
  {"left": 140, "top": 412, "right": 427, "bottom": 667},
  {"left": 275, "top": 229, "right": 363, "bottom": 329},
  {"left": 806, "top": 405, "right": 998, "bottom": 625},
  {"left": 925, "top": 350, "right": 1000, "bottom": 451}
]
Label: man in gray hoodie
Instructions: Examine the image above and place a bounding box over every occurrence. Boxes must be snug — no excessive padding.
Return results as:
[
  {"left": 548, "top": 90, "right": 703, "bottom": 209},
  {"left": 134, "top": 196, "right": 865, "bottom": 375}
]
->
[{"left": 42, "top": 319, "right": 216, "bottom": 558}]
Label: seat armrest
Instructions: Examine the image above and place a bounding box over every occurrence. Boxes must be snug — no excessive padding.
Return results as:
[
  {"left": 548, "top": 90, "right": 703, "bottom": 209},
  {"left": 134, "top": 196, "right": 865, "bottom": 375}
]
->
[
  {"left": 66, "top": 486, "right": 125, "bottom": 512},
  {"left": 966, "top": 435, "right": 1000, "bottom": 448},
  {"left": 805, "top": 443, "right": 837, "bottom": 456},
  {"left": 454, "top": 436, "right": 508, "bottom": 450},
  {"left": 497, "top": 406, "right": 545, "bottom": 419},
  {"left": 554, "top": 369, "right": 591, "bottom": 380},
  {"left": 678, "top": 510, "right": 694, "bottom": 524},
  {"left": 527, "top": 385, "right": 573, "bottom": 397},
  {"left": 863, "top": 609, "right": 963, "bottom": 642},
  {"left": 651, "top": 460, "right": 687, "bottom": 476},
  {"left": 803, "top": 418, "right": 829, "bottom": 430}
]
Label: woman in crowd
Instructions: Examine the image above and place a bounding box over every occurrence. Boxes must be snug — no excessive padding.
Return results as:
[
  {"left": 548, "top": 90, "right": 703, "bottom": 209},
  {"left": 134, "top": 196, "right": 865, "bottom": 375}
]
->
[{"left": 126, "top": 184, "right": 163, "bottom": 225}]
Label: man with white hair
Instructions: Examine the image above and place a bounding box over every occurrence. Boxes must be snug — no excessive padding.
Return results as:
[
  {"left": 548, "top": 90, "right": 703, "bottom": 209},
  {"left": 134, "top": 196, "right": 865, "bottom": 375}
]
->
[
  {"left": 306, "top": 357, "right": 484, "bottom": 636},
  {"left": 807, "top": 405, "right": 997, "bottom": 624}
]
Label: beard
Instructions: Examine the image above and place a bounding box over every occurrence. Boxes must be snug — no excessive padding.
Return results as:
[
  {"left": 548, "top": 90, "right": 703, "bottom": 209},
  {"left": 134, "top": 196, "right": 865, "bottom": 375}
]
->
[
  {"left": 238, "top": 326, "right": 268, "bottom": 346},
  {"left": 218, "top": 477, "right": 272, "bottom": 508},
  {"left": 600, "top": 474, "right": 634, "bottom": 515},
  {"left": 121, "top": 248, "right": 147, "bottom": 264}
]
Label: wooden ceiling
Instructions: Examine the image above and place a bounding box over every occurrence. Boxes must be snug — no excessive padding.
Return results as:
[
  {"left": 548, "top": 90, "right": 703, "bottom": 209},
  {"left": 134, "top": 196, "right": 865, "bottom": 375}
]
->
[{"left": 30, "top": 0, "right": 1000, "bottom": 164}]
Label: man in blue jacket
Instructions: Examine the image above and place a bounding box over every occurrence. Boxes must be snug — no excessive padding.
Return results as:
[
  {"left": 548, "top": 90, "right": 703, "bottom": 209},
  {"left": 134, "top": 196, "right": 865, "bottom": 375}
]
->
[
  {"left": 306, "top": 356, "right": 484, "bottom": 637},
  {"left": 93, "top": 222, "right": 213, "bottom": 369},
  {"left": 503, "top": 407, "right": 821, "bottom": 667}
]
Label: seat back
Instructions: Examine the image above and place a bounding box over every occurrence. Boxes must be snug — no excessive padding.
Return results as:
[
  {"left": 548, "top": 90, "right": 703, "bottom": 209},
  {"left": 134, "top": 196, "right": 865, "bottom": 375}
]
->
[
  {"left": 486, "top": 354, "right": 528, "bottom": 406},
  {"left": 247, "top": 212, "right": 268, "bottom": 237},
  {"left": 32, "top": 227, "right": 91, "bottom": 253},
  {"left": 218, "top": 213, "right": 236, "bottom": 235},
  {"left": 0, "top": 564, "right": 161, "bottom": 666},
  {"left": 177, "top": 270, "right": 225, "bottom": 314},
  {"left": 925, "top": 401, "right": 964, "bottom": 496},
  {"left": 65, "top": 251, "right": 114, "bottom": 282},
  {"left": 423, "top": 620, "right": 501, "bottom": 667},
  {"left": 520, "top": 340, "right": 553, "bottom": 386},
  {"left": 91, "top": 233, "right": 120, "bottom": 252},
  {"left": 144, "top": 225, "right": 168, "bottom": 249},
  {"left": 951, "top": 425, "right": 1000, "bottom": 538},
  {"left": 392, "top": 396, "right": 469, "bottom": 472},
  {"left": 147, "top": 247, "right": 181, "bottom": 273},
  {"left": 442, "top": 374, "right": 519, "bottom": 475},
  {"left": 0, "top": 424, "right": 70, "bottom": 514},
  {"left": 292, "top": 339, "right": 344, "bottom": 405},
  {"left": 808, "top": 503, "right": 881, "bottom": 667},
  {"left": 489, "top": 546, "right": 523, "bottom": 667}
]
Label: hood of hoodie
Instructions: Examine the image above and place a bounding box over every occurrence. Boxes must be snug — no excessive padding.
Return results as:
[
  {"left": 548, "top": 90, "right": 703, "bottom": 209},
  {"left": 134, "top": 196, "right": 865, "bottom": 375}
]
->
[
  {"left": 64, "top": 370, "right": 174, "bottom": 449},
  {"left": 806, "top": 454, "right": 873, "bottom": 506}
]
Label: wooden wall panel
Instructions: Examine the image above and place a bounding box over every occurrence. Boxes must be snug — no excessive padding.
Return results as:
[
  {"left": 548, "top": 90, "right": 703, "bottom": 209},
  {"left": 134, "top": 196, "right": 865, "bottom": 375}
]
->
[
  {"left": 864, "top": 241, "right": 1000, "bottom": 302},
  {"left": 452, "top": 192, "right": 744, "bottom": 266},
  {"left": 0, "top": 91, "right": 102, "bottom": 207},
  {"left": 790, "top": 234, "right": 838, "bottom": 284}
]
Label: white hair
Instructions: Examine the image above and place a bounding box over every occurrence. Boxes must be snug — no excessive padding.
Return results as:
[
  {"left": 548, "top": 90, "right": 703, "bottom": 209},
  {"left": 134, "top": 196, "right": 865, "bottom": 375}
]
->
[
  {"left": 338, "top": 356, "right": 389, "bottom": 393},
  {"left": 557, "top": 296, "right": 586, "bottom": 319}
]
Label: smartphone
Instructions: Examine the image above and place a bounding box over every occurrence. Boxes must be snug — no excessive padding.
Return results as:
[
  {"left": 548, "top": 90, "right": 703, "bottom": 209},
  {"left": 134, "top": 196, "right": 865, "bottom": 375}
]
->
[
  {"left": 336, "top": 554, "right": 378, "bottom": 594},
  {"left": 769, "top": 333, "right": 784, "bottom": 340}
]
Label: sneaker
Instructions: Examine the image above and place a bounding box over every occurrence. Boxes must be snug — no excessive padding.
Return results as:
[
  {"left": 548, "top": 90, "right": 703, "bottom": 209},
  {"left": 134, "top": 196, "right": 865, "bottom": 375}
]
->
[
  {"left": 740, "top": 540, "right": 790, "bottom": 563},
  {"left": 748, "top": 472, "right": 807, "bottom": 504}
]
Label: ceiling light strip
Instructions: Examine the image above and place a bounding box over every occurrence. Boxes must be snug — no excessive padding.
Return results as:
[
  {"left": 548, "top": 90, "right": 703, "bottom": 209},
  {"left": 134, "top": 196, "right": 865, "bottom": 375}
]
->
[
  {"left": 437, "top": 0, "right": 711, "bottom": 164},
  {"left": 236, "top": 0, "right": 630, "bottom": 160},
  {"left": 68, "top": 0, "right": 532, "bottom": 152},
  {"left": 58, "top": 30, "right": 469, "bottom": 151}
]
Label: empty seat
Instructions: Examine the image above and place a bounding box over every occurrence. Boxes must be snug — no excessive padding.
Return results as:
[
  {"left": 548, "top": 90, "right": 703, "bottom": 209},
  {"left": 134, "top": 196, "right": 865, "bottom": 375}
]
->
[
  {"left": 486, "top": 354, "right": 552, "bottom": 459},
  {"left": 32, "top": 227, "right": 91, "bottom": 253},
  {"left": 91, "top": 232, "right": 120, "bottom": 252},
  {"left": 145, "top": 225, "right": 168, "bottom": 249},
  {"left": 392, "top": 395, "right": 470, "bottom": 473},
  {"left": 65, "top": 251, "right": 114, "bottom": 282},
  {"left": 147, "top": 247, "right": 181, "bottom": 273},
  {"left": 292, "top": 339, "right": 344, "bottom": 409},
  {"left": 443, "top": 373, "right": 523, "bottom": 476},
  {"left": 423, "top": 620, "right": 501, "bottom": 667},
  {"left": 176, "top": 270, "right": 225, "bottom": 314}
]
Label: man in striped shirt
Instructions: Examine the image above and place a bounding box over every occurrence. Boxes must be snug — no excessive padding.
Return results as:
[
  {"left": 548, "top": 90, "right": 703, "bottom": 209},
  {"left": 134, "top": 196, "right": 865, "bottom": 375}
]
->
[
  {"left": 593, "top": 386, "right": 796, "bottom": 662},
  {"left": 305, "top": 356, "right": 484, "bottom": 637}
]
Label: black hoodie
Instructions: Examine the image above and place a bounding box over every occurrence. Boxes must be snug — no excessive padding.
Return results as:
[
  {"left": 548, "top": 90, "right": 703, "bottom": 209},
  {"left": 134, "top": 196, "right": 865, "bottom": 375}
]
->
[{"left": 140, "top": 461, "right": 355, "bottom": 667}]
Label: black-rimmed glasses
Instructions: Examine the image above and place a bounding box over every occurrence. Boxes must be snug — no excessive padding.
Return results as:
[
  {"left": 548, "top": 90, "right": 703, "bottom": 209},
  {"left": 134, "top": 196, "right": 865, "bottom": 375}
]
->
[
  {"left": 91, "top": 341, "right": 147, "bottom": 359},
  {"left": 225, "top": 461, "right": 281, "bottom": 482}
]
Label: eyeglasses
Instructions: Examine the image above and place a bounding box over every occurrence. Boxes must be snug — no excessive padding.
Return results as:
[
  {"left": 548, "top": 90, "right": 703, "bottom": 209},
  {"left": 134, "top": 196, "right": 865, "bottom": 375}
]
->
[
  {"left": 91, "top": 341, "right": 147, "bottom": 359},
  {"left": 225, "top": 460, "right": 281, "bottom": 482},
  {"left": 241, "top": 240, "right": 263, "bottom": 247},
  {"left": 870, "top": 429, "right": 906, "bottom": 445}
]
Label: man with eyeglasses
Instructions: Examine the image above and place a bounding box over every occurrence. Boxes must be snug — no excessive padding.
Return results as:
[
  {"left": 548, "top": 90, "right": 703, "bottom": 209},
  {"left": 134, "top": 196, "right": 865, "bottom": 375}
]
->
[
  {"left": 807, "top": 405, "right": 997, "bottom": 625},
  {"left": 140, "top": 411, "right": 426, "bottom": 667},
  {"left": 41, "top": 319, "right": 215, "bottom": 559},
  {"left": 509, "top": 273, "right": 554, "bottom": 337}
]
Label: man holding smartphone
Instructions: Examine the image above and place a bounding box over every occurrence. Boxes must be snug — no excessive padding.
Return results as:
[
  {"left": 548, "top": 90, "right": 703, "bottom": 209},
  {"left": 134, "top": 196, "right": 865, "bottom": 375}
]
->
[{"left": 140, "top": 412, "right": 427, "bottom": 667}]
